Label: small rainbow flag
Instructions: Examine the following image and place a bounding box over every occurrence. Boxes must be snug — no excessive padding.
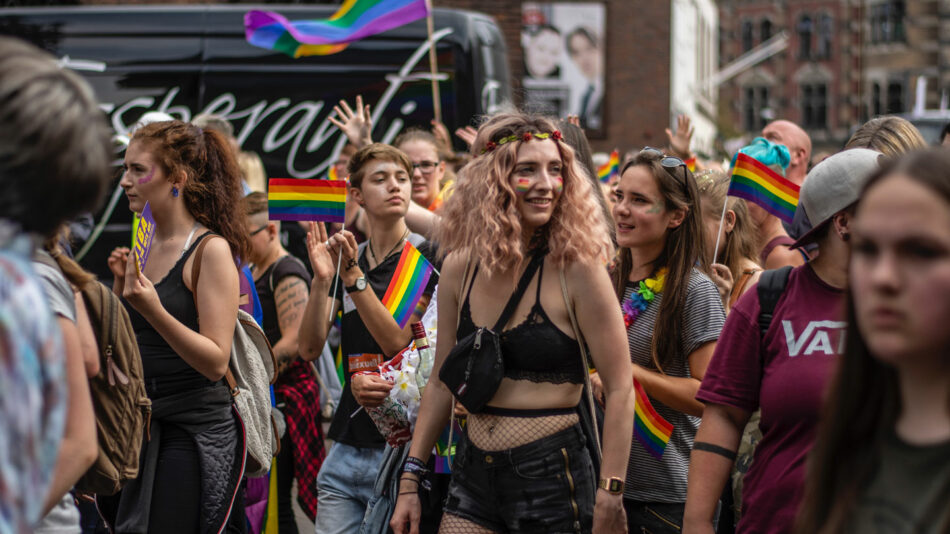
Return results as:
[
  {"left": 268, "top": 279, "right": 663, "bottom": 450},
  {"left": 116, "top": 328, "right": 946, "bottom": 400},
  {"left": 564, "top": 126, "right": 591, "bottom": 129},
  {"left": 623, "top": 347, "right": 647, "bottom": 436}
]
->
[
  {"left": 728, "top": 153, "right": 800, "bottom": 224},
  {"left": 633, "top": 378, "right": 673, "bottom": 460},
  {"left": 597, "top": 150, "right": 620, "bottom": 183},
  {"left": 434, "top": 419, "right": 463, "bottom": 474},
  {"left": 328, "top": 165, "right": 340, "bottom": 181},
  {"left": 381, "top": 241, "right": 434, "bottom": 329},
  {"left": 245, "top": 0, "right": 429, "bottom": 58},
  {"left": 268, "top": 178, "right": 347, "bottom": 223},
  {"left": 684, "top": 156, "right": 697, "bottom": 172}
]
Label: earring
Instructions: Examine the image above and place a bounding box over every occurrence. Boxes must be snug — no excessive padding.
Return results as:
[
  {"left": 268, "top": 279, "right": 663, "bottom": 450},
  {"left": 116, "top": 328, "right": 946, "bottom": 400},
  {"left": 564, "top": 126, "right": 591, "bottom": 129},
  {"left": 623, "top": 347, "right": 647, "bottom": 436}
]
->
[{"left": 171, "top": 186, "right": 179, "bottom": 198}]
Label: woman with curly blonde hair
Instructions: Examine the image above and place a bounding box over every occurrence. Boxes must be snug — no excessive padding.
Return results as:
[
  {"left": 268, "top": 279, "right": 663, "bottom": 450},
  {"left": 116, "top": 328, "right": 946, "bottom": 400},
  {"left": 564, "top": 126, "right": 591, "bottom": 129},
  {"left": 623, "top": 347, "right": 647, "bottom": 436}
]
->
[{"left": 390, "top": 111, "right": 635, "bottom": 534}]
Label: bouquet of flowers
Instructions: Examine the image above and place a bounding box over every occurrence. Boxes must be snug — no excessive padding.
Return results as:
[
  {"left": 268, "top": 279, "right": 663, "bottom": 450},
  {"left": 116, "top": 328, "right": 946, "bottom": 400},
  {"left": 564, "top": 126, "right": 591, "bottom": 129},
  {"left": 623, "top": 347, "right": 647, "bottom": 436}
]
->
[{"left": 364, "top": 287, "right": 439, "bottom": 447}]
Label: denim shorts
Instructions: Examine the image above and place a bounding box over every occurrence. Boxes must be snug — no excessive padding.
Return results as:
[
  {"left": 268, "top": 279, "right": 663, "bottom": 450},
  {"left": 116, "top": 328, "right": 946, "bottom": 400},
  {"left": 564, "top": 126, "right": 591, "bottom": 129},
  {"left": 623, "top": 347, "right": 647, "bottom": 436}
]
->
[{"left": 444, "top": 424, "right": 596, "bottom": 533}]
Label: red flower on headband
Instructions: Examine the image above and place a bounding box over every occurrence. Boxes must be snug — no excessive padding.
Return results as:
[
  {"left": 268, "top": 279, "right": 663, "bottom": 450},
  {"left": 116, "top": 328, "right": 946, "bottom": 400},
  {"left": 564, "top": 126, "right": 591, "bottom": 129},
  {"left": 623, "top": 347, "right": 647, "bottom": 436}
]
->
[
  {"left": 485, "top": 141, "right": 497, "bottom": 151},
  {"left": 523, "top": 132, "right": 533, "bottom": 142},
  {"left": 552, "top": 130, "right": 562, "bottom": 141}
]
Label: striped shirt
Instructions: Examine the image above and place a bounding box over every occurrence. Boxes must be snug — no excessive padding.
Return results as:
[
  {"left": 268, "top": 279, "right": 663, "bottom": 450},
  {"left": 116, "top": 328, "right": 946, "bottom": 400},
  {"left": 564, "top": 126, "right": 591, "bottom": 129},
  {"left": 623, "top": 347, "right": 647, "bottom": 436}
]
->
[{"left": 622, "top": 268, "right": 725, "bottom": 503}]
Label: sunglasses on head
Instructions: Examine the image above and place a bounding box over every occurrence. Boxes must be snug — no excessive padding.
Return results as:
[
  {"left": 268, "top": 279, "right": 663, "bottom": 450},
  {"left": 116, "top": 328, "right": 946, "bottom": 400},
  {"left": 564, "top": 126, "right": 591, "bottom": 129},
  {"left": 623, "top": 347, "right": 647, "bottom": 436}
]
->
[{"left": 639, "top": 146, "right": 690, "bottom": 193}]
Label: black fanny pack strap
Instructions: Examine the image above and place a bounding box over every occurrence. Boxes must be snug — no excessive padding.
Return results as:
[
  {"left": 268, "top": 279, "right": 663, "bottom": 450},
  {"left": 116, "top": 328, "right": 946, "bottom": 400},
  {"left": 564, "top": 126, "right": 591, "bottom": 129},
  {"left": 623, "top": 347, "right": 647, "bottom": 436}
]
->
[{"left": 491, "top": 252, "right": 545, "bottom": 331}]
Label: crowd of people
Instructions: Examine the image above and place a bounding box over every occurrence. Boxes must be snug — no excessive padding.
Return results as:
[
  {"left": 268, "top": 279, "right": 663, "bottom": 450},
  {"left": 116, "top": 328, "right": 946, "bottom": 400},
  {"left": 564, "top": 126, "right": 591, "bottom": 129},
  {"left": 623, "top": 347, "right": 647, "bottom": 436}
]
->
[{"left": 3, "top": 35, "right": 950, "bottom": 534}]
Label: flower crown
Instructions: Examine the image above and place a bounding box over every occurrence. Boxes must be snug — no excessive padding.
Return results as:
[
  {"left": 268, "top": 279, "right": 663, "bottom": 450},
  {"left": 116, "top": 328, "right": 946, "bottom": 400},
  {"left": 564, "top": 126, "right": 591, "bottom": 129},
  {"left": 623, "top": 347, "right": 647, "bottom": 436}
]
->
[{"left": 480, "top": 130, "right": 562, "bottom": 154}]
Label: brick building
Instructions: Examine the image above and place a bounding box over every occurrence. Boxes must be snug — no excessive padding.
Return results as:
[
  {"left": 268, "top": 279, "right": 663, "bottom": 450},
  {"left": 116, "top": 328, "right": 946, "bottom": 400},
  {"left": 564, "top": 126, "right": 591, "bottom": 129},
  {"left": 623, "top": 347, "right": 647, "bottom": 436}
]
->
[
  {"left": 440, "top": 0, "right": 718, "bottom": 155},
  {"left": 718, "top": 0, "right": 864, "bottom": 151},
  {"left": 863, "top": 0, "right": 948, "bottom": 117}
]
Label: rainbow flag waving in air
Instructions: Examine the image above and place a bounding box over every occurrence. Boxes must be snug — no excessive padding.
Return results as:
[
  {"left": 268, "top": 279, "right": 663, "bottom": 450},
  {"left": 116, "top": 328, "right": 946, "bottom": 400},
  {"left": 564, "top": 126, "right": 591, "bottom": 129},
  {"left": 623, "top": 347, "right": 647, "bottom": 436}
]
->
[
  {"left": 268, "top": 178, "right": 347, "bottom": 223},
  {"left": 245, "top": 0, "right": 430, "bottom": 58},
  {"left": 728, "top": 153, "right": 800, "bottom": 224},
  {"left": 381, "top": 241, "right": 434, "bottom": 328},
  {"left": 633, "top": 378, "right": 673, "bottom": 460},
  {"left": 597, "top": 150, "right": 621, "bottom": 183}
]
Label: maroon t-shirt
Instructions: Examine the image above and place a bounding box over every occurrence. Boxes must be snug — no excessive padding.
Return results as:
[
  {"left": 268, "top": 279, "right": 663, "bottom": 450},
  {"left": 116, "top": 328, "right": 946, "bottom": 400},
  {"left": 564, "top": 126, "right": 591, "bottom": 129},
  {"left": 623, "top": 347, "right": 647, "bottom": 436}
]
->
[{"left": 697, "top": 264, "right": 845, "bottom": 534}]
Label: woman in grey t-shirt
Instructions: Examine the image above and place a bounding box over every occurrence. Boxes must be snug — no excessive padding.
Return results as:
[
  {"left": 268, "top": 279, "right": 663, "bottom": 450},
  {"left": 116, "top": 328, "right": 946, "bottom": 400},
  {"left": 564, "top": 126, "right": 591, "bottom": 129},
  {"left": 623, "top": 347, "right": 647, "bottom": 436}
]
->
[{"left": 597, "top": 148, "right": 725, "bottom": 533}]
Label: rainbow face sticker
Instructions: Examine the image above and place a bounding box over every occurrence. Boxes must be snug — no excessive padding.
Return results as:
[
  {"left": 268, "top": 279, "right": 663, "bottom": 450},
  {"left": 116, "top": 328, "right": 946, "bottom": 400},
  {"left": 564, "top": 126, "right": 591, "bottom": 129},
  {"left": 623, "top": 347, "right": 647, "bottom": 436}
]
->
[
  {"left": 515, "top": 177, "right": 531, "bottom": 194},
  {"left": 554, "top": 177, "right": 563, "bottom": 194},
  {"left": 138, "top": 167, "right": 155, "bottom": 185}
]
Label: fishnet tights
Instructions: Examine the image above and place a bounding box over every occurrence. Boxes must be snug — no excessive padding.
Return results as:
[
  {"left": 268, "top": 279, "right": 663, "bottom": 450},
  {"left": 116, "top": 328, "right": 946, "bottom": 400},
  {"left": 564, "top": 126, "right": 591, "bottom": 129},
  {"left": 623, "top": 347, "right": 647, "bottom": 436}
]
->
[
  {"left": 439, "top": 513, "right": 497, "bottom": 533},
  {"left": 466, "top": 412, "right": 579, "bottom": 451}
]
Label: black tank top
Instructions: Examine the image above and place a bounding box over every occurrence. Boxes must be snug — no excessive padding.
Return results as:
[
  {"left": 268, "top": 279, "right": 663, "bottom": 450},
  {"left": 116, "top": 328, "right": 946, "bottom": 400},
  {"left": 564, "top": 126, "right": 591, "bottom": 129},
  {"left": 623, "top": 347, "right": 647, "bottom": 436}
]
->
[
  {"left": 125, "top": 232, "right": 218, "bottom": 398},
  {"left": 457, "top": 260, "right": 585, "bottom": 385}
]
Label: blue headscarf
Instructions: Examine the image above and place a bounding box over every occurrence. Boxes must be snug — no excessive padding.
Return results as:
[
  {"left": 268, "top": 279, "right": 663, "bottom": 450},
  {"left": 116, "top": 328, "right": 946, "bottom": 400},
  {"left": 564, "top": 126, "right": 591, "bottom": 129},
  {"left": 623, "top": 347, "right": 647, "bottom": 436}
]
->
[{"left": 732, "top": 137, "right": 791, "bottom": 171}]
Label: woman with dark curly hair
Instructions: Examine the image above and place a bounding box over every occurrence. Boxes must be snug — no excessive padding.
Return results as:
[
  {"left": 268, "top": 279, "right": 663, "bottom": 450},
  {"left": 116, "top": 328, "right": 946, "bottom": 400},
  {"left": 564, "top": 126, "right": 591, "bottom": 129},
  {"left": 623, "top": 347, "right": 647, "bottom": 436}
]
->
[
  {"left": 101, "top": 120, "right": 250, "bottom": 533},
  {"left": 390, "top": 111, "right": 634, "bottom": 534}
]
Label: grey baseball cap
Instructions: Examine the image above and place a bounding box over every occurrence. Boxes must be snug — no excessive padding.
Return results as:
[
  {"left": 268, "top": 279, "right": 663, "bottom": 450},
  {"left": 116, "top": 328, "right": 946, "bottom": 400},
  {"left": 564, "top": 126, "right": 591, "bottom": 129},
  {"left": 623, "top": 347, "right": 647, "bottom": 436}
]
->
[{"left": 791, "top": 148, "right": 883, "bottom": 248}]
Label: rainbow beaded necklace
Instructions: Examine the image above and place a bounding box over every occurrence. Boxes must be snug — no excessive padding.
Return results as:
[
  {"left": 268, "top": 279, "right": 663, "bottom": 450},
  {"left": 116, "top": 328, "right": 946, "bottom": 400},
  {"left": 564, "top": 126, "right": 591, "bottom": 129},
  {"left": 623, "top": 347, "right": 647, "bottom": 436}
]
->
[{"left": 622, "top": 268, "right": 667, "bottom": 329}]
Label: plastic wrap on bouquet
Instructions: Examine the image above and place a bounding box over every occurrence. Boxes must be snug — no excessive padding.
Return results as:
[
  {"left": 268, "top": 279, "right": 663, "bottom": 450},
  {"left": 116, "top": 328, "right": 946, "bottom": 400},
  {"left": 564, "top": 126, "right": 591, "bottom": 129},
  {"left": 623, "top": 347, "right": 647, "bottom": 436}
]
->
[{"left": 365, "top": 287, "right": 439, "bottom": 446}]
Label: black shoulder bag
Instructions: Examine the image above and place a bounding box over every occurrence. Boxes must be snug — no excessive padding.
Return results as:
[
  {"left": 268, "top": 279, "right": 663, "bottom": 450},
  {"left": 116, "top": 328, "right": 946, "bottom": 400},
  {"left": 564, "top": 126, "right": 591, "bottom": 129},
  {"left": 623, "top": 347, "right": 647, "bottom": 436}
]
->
[{"left": 439, "top": 251, "right": 545, "bottom": 413}]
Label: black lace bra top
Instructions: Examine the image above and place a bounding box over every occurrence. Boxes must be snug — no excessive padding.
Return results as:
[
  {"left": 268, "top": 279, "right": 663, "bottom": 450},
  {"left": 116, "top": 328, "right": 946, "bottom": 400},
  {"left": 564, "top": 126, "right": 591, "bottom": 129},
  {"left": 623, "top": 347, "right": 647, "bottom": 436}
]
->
[{"left": 456, "top": 261, "right": 585, "bottom": 385}]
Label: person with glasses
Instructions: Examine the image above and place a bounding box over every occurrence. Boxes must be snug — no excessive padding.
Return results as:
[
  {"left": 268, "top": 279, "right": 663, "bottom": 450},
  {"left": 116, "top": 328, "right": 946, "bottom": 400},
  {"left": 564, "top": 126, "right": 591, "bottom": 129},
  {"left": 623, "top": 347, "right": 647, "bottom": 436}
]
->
[
  {"left": 243, "top": 192, "right": 325, "bottom": 531},
  {"left": 394, "top": 129, "right": 451, "bottom": 212},
  {"left": 598, "top": 148, "right": 726, "bottom": 533}
]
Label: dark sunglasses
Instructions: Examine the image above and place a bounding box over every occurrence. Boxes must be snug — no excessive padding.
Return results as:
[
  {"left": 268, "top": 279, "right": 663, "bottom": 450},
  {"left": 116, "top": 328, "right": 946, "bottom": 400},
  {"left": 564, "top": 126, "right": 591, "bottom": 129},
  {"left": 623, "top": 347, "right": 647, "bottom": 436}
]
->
[
  {"left": 249, "top": 224, "right": 268, "bottom": 236},
  {"left": 640, "top": 146, "right": 690, "bottom": 194}
]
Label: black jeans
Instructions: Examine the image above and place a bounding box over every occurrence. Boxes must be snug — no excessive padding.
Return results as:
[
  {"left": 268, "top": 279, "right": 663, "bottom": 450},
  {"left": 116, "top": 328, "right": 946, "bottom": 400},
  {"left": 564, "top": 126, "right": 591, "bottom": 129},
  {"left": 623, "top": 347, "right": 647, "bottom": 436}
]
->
[{"left": 444, "top": 425, "right": 595, "bottom": 533}]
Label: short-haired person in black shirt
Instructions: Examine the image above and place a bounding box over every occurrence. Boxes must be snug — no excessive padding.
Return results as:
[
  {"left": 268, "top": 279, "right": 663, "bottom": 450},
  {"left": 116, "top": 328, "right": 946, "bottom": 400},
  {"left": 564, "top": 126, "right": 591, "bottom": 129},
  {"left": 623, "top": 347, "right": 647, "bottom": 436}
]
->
[{"left": 299, "top": 143, "right": 439, "bottom": 534}]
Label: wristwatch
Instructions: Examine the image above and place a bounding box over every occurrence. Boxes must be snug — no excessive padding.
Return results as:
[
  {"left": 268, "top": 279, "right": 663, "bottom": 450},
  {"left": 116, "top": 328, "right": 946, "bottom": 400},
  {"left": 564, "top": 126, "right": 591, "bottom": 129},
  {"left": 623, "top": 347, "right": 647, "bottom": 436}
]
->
[
  {"left": 345, "top": 276, "right": 368, "bottom": 293},
  {"left": 598, "top": 477, "right": 624, "bottom": 495}
]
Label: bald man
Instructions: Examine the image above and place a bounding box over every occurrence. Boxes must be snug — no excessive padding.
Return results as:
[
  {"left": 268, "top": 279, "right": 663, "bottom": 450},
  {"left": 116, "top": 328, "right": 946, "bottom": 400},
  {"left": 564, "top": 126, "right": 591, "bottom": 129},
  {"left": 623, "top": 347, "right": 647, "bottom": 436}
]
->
[
  {"left": 762, "top": 120, "right": 811, "bottom": 186},
  {"left": 750, "top": 120, "right": 813, "bottom": 268}
]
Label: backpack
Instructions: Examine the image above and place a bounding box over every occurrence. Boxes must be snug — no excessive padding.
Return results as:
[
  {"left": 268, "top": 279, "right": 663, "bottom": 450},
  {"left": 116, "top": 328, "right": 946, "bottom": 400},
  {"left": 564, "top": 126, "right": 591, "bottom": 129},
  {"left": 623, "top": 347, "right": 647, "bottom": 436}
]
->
[
  {"left": 732, "top": 265, "right": 793, "bottom": 518},
  {"left": 191, "top": 237, "right": 278, "bottom": 478},
  {"left": 34, "top": 252, "right": 152, "bottom": 496}
]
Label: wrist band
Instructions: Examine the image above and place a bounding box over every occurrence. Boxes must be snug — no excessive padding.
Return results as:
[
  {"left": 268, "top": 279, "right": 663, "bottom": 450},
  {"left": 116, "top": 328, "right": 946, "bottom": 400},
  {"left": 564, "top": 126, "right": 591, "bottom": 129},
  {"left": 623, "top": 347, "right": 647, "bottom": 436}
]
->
[{"left": 693, "top": 441, "right": 737, "bottom": 461}]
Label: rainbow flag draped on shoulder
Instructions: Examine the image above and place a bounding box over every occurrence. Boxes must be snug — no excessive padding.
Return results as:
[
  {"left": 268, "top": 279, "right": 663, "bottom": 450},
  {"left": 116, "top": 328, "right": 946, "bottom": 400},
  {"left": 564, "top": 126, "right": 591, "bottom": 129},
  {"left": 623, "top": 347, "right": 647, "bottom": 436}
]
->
[
  {"left": 381, "top": 241, "right": 434, "bottom": 329},
  {"left": 245, "top": 0, "right": 430, "bottom": 58},
  {"left": 268, "top": 178, "right": 347, "bottom": 222},
  {"left": 728, "top": 153, "right": 800, "bottom": 224},
  {"left": 633, "top": 378, "right": 673, "bottom": 460}
]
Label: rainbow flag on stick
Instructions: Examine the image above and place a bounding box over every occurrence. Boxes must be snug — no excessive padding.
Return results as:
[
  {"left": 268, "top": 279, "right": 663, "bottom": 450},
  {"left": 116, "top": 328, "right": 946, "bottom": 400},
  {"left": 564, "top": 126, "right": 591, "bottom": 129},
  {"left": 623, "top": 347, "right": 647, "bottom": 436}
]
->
[
  {"left": 381, "top": 241, "right": 434, "bottom": 328},
  {"left": 597, "top": 150, "right": 621, "bottom": 183},
  {"left": 245, "top": 0, "right": 430, "bottom": 58},
  {"left": 633, "top": 378, "right": 673, "bottom": 460},
  {"left": 268, "top": 178, "right": 347, "bottom": 223},
  {"left": 728, "top": 153, "right": 800, "bottom": 224}
]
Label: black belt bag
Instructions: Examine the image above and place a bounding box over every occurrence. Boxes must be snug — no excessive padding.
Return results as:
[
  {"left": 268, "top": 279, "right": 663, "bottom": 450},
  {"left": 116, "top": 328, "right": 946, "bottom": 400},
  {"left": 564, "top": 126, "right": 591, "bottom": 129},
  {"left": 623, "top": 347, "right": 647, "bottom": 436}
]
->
[{"left": 439, "top": 251, "right": 545, "bottom": 413}]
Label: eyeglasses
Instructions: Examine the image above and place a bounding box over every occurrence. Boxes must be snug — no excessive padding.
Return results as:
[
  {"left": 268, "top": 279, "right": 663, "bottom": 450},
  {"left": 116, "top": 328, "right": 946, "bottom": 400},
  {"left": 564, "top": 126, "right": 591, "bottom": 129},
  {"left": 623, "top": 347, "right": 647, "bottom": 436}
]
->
[
  {"left": 411, "top": 161, "right": 440, "bottom": 174},
  {"left": 249, "top": 224, "right": 268, "bottom": 236},
  {"left": 639, "top": 147, "right": 690, "bottom": 194}
]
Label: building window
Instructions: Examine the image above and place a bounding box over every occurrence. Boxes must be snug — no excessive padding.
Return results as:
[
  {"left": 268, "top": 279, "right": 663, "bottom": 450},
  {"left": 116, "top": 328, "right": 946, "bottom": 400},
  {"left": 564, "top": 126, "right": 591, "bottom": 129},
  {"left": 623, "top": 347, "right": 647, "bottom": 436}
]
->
[
  {"left": 872, "top": 82, "right": 882, "bottom": 116},
  {"left": 871, "top": 1, "right": 906, "bottom": 43},
  {"left": 797, "top": 14, "right": 813, "bottom": 59},
  {"left": 817, "top": 14, "right": 833, "bottom": 58},
  {"left": 801, "top": 83, "right": 827, "bottom": 129},
  {"left": 887, "top": 81, "right": 904, "bottom": 113},
  {"left": 743, "top": 85, "right": 771, "bottom": 132},
  {"left": 742, "top": 20, "right": 755, "bottom": 52},
  {"left": 760, "top": 19, "right": 773, "bottom": 42}
]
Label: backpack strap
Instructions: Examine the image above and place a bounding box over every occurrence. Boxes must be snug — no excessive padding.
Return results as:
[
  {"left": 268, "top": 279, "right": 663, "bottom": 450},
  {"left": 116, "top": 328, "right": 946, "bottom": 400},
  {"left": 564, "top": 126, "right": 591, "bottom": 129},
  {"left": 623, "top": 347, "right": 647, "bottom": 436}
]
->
[
  {"left": 189, "top": 235, "right": 240, "bottom": 396},
  {"left": 756, "top": 265, "right": 793, "bottom": 336}
]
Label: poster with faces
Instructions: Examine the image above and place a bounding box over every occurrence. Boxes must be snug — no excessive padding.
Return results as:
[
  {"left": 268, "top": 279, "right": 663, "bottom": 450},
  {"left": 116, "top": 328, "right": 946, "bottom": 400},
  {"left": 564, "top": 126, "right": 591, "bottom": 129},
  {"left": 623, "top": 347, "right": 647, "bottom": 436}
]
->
[{"left": 521, "top": 2, "right": 606, "bottom": 137}]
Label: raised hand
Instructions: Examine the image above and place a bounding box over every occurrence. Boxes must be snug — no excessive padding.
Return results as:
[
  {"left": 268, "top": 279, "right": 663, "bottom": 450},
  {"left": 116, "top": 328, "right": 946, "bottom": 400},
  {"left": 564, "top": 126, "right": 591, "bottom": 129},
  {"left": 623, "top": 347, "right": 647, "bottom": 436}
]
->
[
  {"left": 430, "top": 119, "right": 453, "bottom": 154},
  {"left": 329, "top": 95, "right": 373, "bottom": 149},
  {"left": 709, "top": 263, "right": 734, "bottom": 307},
  {"left": 305, "top": 221, "right": 339, "bottom": 282},
  {"left": 454, "top": 126, "right": 478, "bottom": 151},
  {"left": 665, "top": 114, "right": 694, "bottom": 159},
  {"left": 122, "top": 250, "right": 160, "bottom": 316},
  {"left": 566, "top": 114, "right": 581, "bottom": 128},
  {"left": 107, "top": 247, "right": 130, "bottom": 296}
]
